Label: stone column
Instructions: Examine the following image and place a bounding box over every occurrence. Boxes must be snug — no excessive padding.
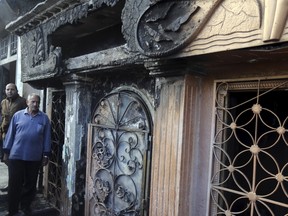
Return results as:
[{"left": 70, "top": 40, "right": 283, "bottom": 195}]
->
[
  {"left": 145, "top": 59, "right": 204, "bottom": 216},
  {"left": 15, "top": 36, "right": 23, "bottom": 95},
  {"left": 61, "top": 74, "right": 92, "bottom": 216}
]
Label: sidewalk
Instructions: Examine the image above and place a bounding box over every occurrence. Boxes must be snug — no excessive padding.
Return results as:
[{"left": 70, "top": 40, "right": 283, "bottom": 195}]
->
[
  {"left": 0, "top": 162, "right": 59, "bottom": 216},
  {"left": 0, "top": 161, "right": 8, "bottom": 215}
]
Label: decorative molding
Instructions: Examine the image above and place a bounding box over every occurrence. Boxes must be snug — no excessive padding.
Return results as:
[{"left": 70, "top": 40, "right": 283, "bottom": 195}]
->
[
  {"left": 62, "top": 74, "right": 94, "bottom": 85},
  {"left": 144, "top": 59, "right": 189, "bottom": 77},
  {"left": 6, "top": 0, "right": 81, "bottom": 36},
  {"left": 219, "top": 79, "right": 288, "bottom": 91}
]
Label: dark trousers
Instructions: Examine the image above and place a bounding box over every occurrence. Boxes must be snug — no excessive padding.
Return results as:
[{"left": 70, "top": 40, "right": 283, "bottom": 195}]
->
[{"left": 8, "top": 159, "right": 41, "bottom": 215}]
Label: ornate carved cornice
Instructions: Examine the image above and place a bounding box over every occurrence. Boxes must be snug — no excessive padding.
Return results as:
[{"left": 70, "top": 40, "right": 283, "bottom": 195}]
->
[
  {"left": 144, "top": 58, "right": 190, "bottom": 77},
  {"left": 219, "top": 80, "right": 288, "bottom": 91},
  {"left": 6, "top": 0, "right": 82, "bottom": 36},
  {"left": 62, "top": 74, "right": 94, "bottom": 86}
]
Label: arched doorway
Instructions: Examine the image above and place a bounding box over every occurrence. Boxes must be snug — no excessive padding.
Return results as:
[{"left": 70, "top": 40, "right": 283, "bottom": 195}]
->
[{"left": 85, "top": 90, "right": 153, "bottom": 215}]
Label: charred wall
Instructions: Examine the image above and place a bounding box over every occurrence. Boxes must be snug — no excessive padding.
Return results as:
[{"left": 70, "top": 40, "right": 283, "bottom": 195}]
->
[{"left": 69, "top": 68, "right": 155, "bottom": 216}]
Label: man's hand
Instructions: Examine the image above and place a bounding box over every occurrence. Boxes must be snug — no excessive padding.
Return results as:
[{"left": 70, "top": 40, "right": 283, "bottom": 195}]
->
[
  {"left": 42, "top": 156, "right": 49, "bottom": 166},
  {"left": 3, "top": 153, "right": 9, "bottom": 165}
]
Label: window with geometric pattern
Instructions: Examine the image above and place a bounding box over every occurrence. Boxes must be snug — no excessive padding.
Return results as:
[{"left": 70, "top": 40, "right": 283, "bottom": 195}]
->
[{"left": 210, "top": 79, "right": 288, "bottom": 216}]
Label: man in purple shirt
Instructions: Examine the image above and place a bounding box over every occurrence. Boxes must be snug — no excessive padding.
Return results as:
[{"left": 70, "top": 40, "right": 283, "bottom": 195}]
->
[{"left": 3, "top": 93, "right": 51, "bottom": 216}]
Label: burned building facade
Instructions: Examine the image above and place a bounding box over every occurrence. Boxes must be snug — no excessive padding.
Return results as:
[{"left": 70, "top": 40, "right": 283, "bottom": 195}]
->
[{"left": 4, "top": 0, "right": 288, "bottom": 215}]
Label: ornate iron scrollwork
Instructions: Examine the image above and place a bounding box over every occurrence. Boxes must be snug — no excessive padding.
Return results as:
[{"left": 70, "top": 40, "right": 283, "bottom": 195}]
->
[{"left": 87, "top": 91, "right": 151, "bottom": 215}]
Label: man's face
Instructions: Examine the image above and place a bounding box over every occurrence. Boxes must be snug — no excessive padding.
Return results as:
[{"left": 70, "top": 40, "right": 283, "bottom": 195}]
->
[
  {"left": 5, "top": 84, "right": 17, "bottom": 99},
  {"left": 27, "top": 95, "right": 40, "bottom": 113}
]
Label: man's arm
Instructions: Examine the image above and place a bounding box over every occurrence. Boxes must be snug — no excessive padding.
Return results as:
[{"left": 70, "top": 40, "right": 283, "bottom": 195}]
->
[
  {"left": 3, "top": 115, "right": 16, "bottom": 153},
  {"left": 42, "top": 115, "right": 51, "bottom": 166}
]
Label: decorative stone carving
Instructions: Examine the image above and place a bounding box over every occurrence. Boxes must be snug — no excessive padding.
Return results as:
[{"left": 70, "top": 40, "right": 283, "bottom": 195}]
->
[
  {"left": 21, "top": 27, "right": 63, "bottom": 82},
  {"left": 181, "top": 0, "right": 263, "bottom": 56},
  {"left": 135, "top": 0, "right": 223, "bottom": 57},
  {"left": 180, "top": 0, "right": 288, "bottom": 56},
  {"left": 31, "top": 27, "right": 45, "bottom": 68},
  {"left": 12, "top": 0, "right": 288, "bottom": 83},
  {"left": 20, "top": 3, "right": 90, "bottom": 82},
  {"left": 122, "top": 0, "right": 151, "bottom": 52}
]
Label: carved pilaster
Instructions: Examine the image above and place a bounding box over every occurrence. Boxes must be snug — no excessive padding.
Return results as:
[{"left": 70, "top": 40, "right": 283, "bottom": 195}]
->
[
  {"left": 61, "top": 74, "right": 92, "bottom": 216},
  {"left": 144, "top": 59, "right": 190, "bottom": 109},
  {"left": 150, "top": 74, "right": 203, "bottom": 216}
]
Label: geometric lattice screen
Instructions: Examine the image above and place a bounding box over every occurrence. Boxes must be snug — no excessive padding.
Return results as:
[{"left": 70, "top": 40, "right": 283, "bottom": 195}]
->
[{"left": 210, "top": 79, "right": 288, "bottom": 216}]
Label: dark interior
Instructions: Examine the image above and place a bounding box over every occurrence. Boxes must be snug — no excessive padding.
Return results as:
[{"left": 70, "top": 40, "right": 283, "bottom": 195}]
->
[{"left": 219, "top": 89, "right": 288, "bottom": 215}]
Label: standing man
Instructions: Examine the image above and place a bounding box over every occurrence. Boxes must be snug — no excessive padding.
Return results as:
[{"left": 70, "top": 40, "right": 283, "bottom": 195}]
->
[
  {"left": 3, "top": 93, "right": 51, "bottom": 216},
  {"left": 0, "top": 83, "right": 27, "bottom": 191}
]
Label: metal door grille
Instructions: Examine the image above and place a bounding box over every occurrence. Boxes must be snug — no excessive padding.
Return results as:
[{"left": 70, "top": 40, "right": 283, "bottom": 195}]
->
[
  {"left": 210, "top": 79, "right": 288, "bottom": 216},
  {"left": 47, "top": 90, "right": 65, "bottom": 211},
  {"left": 86, "top": 91, "right": 152, "bottom": 216}
]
